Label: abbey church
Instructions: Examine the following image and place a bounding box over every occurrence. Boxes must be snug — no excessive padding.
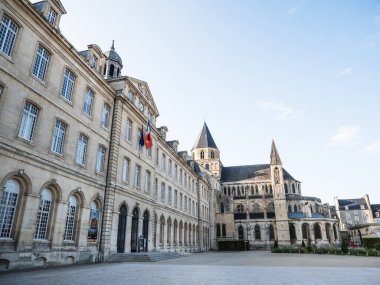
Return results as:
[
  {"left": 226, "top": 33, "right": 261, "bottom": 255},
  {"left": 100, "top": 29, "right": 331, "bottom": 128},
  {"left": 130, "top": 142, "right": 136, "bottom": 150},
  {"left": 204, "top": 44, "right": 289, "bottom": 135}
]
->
[{"left": 0, "top": 0, "right": 338, "bottom": 270}]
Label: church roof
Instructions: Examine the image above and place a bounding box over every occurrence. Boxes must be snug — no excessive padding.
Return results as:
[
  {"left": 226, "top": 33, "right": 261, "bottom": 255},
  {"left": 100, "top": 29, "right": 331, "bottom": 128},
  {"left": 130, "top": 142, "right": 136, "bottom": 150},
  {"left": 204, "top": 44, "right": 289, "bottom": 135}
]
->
[
  {"left": 270, "top": 140, "right": 282, "bottom": 165},
  {"left": 221, "top": 164, "right": 295, "bottom": 182},
  {"left": 193, "top": 123, "right": 218, "bottom": 150},
  {"left": 105, "top": 41, "right": 123, "bottom": 67}
]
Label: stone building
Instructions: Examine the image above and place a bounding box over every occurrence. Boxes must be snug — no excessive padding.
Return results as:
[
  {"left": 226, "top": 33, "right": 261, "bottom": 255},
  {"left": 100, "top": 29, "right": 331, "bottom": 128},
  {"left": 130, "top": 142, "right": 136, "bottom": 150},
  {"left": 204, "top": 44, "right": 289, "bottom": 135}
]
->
[
  {"left": 191, "top": 125, "right": 340, "bottom": 249},
  {"left": 0, "top": 0, "right": 339, "bottom": 271},
  {"left": 335, "top": 195, "right": 380, "bottom": 244},
  {"left": 0, "top": 0, "right": 211, "bottom": 270}
]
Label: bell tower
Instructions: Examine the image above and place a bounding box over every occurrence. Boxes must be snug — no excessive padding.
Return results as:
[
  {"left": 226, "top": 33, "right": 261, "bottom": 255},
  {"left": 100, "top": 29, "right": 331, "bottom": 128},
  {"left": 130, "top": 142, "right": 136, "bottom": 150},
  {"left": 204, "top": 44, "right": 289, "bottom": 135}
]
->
[
  {"left": 191, "top": 122, "right": 222, "bottom": 177},
  {"left": 270, "top": 140, "right": 290, "bottom": 246},
  {"left": 104, "top": 41, "right": 123, "bottom": 79}
]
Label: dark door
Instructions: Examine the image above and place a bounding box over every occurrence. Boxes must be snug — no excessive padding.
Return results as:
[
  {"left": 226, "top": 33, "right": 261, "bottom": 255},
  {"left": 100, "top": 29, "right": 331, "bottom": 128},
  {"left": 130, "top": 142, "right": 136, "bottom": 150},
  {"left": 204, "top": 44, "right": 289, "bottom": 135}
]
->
[
  {"left": 142, "top": 210, "right": 149, "bottom": 252},
  {"left": 131, "top": 207, "right": 139, "bottom": 252},
  {"left": 238, "top": 225, "right": 244, "bottom": 240},
  {"left": 117, "top": 205, "right": 127, "bottom": 253}
]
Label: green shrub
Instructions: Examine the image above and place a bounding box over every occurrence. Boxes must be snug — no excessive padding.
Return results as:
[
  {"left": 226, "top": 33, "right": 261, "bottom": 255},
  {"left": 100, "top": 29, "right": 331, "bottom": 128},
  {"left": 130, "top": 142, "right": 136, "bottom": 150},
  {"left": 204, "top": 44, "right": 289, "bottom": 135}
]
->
[
  {"left": 299, "top": 248, "right": 306, "bottom": 254},
  {"left": 367, "top": 249, "right": 380, "bottom": 257},
  {"left": 341, "top": 238, "right": 348, "bottom": 254},
  {"left": 362, "top": 238, "right": 380, "bottom": 249}
]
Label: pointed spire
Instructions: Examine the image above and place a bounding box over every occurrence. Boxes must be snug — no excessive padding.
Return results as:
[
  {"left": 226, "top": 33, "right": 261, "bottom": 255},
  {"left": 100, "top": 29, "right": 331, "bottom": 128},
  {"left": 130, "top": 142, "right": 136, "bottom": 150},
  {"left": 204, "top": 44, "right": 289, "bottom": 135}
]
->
[
  {"left": 270, "top": 140, "right": 282, "bottom": 165},
  {"left": 111, "top": 40, "right": 115, "bottom": 50},
  {"left": 193, "top": 122, "right": 218, "bottom": 150}
]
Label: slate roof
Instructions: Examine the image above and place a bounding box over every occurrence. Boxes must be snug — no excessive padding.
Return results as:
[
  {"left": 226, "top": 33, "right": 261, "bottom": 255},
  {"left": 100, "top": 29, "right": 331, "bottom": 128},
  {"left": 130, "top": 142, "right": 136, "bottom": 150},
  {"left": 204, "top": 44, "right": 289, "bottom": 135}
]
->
[
  {"left": 270, "top": 140, "right": 282, "bottom": 165},
  {"left": 337, "top": 198, "right": 368, "bottom": 210},
  {"left": 221, "top": 164, "right": 295, "bottom": 182},
  {"left": 371, "top": 204, "right": 380, "bottom": 217},
  {"left": 193, "top": 123, "right": 218, "bottom": 150},
  {"left": 105, "top": 41, "right": 123, "bottom": 67},
  {"left": 288, "top": 213, "right": 326, "bottom": 219}
]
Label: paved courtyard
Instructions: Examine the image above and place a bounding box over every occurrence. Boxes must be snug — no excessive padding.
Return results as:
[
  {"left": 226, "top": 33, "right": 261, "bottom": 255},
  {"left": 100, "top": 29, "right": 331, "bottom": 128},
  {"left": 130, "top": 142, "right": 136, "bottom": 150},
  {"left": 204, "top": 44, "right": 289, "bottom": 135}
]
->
[{"left": 1, "top": 251, "right": 380, "bottom": 285}]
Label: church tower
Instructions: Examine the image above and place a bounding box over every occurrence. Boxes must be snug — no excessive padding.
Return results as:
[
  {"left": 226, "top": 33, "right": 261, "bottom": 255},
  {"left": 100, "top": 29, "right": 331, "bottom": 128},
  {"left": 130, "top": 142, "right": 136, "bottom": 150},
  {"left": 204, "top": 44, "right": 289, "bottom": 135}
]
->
[
  {"left": 192, "top": 123, "right": 222, "bottom": 177},
  {"left": 270, "top": 140, "right": 290, "bottom": 245}
]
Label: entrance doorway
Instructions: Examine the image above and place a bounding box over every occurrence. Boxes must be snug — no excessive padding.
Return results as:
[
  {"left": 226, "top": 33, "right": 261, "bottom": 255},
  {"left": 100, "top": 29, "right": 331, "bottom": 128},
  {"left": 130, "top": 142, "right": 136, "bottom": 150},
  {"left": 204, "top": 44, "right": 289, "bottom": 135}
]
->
[
  {"left": 117, "top": 204, "right": 127, "bottom": 253},
  {"left": 142, "top": 210, "right": 149, "bottom": 252},
  {"left": 131, "top": 207, "right": 139, "bottom": 252}
]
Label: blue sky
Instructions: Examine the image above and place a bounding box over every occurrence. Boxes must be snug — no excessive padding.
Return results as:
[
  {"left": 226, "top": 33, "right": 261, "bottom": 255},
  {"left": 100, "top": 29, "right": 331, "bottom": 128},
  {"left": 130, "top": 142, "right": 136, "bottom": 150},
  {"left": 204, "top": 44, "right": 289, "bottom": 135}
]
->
[{"left": 55, "top": 0, "right": 380, "bottom": 205}]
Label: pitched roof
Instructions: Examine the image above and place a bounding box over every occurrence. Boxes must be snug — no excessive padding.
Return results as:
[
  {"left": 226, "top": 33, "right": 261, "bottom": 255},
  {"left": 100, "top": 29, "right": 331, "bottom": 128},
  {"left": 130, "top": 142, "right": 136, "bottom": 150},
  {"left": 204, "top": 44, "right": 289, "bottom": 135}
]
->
[
  {"left": 337, "top": 198, "right": 368, "bottom": 210},
  {"left": 371, "top": 204, "right": 380, "bottom": 217},
  {"left": 270, "top": 140, "right": 282, "bottom": 165},
  {"left": 221, "top": 164, "right": 295, "bottom": 182},
  {"left": 193, "top": 123, "right": 218, "bottom": 150}
]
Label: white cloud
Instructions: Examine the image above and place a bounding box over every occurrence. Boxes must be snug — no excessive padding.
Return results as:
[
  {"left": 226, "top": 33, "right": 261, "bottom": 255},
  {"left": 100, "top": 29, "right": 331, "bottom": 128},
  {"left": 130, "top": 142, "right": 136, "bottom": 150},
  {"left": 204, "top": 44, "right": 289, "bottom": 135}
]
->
[
  {"left": 340, "top": 67, "right": 352, "bottom": 75},
  {"left": 326, "top": 125, "right": 360, "bottom": 147},
  {"left": 258, "top": 101, "right": 300, "bottom": 121},
  {"left": 288, "top": 7, "right": 297, "bottom": 16},
  {"left": 362, "top": 140, "right": 380, "bottom": 155}
]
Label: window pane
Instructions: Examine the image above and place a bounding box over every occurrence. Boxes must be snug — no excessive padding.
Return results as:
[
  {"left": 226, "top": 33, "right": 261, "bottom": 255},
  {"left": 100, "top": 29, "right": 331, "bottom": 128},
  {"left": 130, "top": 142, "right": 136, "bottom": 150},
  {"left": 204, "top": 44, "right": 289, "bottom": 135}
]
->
[
  {"left": 0, "top": 179, "right": 20, "bottom": 238},
  {"left": 0, "top": 15, "right": 18, "bottom": 56},
  {"left": 101, "top": 103, "right": 110, "bottom": 128},
  {"left": 61, "top": 69, "right": 75, "bottom": 101},
  {"left": 51, "top": 120, "right": 66, "bottom": 154},
  {"left": 75, "top": 134, "right": 88, "bottom": 165},
  {"left": 34, "top": 188, "right": 52, "bottom": 240},
  {"left": 96, "top": 146, "right": 105, "bottom": 173},
  {"left": 33, "top": 46, "right": 50, "bottom": 81},
  {"left": 18, "top": 102, "right": 38, "bottom": 141},
  {"left": 83, "top": 88, "right": 94, "bottom": 116}
]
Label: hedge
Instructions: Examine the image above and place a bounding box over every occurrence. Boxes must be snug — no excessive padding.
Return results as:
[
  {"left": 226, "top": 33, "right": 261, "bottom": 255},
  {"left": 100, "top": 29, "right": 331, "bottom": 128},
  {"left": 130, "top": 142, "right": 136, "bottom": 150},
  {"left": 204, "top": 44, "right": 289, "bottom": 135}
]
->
[{"left": 362, "top": 238, "right": 380, "bottom": 250}]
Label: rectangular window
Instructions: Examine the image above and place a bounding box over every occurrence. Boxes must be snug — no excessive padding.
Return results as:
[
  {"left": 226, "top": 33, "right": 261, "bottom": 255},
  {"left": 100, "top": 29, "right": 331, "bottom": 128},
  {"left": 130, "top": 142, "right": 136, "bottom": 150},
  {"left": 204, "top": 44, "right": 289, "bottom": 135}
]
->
[
  {"left": 174, "top": 190, "right": 178, "bottom": 208},
  {"left": 168, "top": 159, "right": 172, "bottom": 177},
  {"left": 174, "top": 165, "right": 178, "bottom": 180},
  {"left": 101, "top": 103, "right": 110, "bottom": 128},
  {"left": 184, "top": 196, "right": 187, "bottom": 211},
  {"left": 136, "top": 128, "right": 142, "bottom": 150},
  {"left": 362, "top": 212, "right": 367, "bottom": 224},
  {"left": 18, "top": 102, "right": 38, "bottom": 141},
  {"left": 168, "top": 187, "right": 172, "bottom": 205},
  {"left": 161, "top": 153, "right": 166, "bottom": 172},
  {"left": 346, "top": 213, "right": 352, "bottom": 224},
  {"left": 47, "top": 8, "right": 57, "bottom": 25},
  {"left": 184, "top": 173, "right": 187, "bottom": 188},
  {"left": 145, "top": 170, "right": 151, "bottom": 193},
  {"left": 51, "top": 120, "right": 66, "bottom": 154},
  {"left": 161, "top": 182, "right": 165, "bottom": 202},
  {"left": 91, "top": 56, "right": 98, "bottom": 68},
  {"left": 96, "top": 145, "right": 106, "bottom": 173},
  {"left": 75, "top": 134, "right": 88, "bottom": 165},
  {"left": 33, "top": 45, "right": 50, "bottom": 81},
  {"left": 122, "top": 158, "right": 130, "bottom": 182},
  {"left": 63, "top": 198, "right": 76, "bottom": 241},
  {"left": 0, "top": 15, "right": 18, "bottom": 57},
  {"left": 83, "top": 88, "right": 94, "bottom": 116},
  {"left": 154, "top": 178, "right": 158, "bottom": 198},
  {"left": 146, "top": 146, "right": 152, "bottom": 158},
  {"left": 60, "top": 69, "right": 75, "bottom": 101},
  {"left": 179, "top": 193, "right": 183, "bottom": 210},
  {"left": 126, "top": 119, "right": 132, "bottom": 142},
  {"left": 134, "top": 164, "right": 141, "bottom": 189},
  {"left": 180, "top": 169, "right": 183, "bottom": 185}
]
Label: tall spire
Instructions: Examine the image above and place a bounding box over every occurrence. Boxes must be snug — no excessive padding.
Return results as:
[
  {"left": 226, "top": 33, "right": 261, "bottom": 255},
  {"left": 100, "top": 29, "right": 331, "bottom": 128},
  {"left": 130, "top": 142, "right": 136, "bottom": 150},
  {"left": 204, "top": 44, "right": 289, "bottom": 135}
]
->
[
  {"left": 270, "top": 140, "right": 282, "bottom": 165},
  {"left": 193, "top": 122, "right": 218, "bottom": 150},
  {"left": 111, "top": 40, "right": 115, "bottom": 50}
]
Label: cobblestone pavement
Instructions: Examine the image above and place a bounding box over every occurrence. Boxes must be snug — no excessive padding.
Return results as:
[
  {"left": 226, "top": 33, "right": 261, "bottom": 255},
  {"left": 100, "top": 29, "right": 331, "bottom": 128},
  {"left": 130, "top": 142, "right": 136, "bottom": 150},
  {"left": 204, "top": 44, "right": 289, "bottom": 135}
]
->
[{"left": 1, "top": 251, "right": 379, "bottom": 285}]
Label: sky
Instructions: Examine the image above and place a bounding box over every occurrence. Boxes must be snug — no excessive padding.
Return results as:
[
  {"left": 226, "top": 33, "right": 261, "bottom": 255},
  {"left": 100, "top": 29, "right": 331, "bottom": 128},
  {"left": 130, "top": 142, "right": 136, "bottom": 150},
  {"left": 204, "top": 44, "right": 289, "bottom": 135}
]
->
[{"left": 52, "top": 0, "right": 380, "bottom": 205}]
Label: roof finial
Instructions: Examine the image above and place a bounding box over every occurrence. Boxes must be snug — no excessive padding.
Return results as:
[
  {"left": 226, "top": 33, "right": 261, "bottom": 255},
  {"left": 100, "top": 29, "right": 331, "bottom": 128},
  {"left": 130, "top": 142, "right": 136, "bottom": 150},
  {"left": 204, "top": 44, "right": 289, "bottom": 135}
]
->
[{"left": 111, "top": 40, "right": 115, "bottom": 50}]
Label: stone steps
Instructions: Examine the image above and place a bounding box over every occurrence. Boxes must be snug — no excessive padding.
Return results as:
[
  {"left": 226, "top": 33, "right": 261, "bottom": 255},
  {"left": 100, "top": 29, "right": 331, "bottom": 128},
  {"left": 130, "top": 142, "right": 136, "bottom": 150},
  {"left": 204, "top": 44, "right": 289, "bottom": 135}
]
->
[{"left": 108, "top": 252, "right": 186, "bottom": 263}]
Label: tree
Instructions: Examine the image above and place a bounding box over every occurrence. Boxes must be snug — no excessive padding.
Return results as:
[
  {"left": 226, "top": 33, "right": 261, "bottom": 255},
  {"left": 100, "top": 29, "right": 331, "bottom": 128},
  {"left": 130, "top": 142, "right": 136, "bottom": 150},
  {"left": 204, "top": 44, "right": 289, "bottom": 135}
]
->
[{"left": 341, "top": 238, "right": 348, "bottom": 254}]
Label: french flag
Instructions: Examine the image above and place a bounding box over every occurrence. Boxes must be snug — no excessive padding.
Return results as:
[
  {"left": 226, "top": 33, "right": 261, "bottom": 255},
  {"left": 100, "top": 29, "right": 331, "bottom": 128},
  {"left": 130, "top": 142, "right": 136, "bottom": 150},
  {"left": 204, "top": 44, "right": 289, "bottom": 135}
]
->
[{"left": 144, "top": 120, "right": 153, "bottom": 149}]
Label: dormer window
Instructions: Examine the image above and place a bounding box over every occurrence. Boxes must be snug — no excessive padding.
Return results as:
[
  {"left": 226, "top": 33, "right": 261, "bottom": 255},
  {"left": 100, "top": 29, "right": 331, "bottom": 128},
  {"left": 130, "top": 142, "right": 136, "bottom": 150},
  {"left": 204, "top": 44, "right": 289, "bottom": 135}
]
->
[
  {"left": 47, "top": 8, "right": 57, "bottom": 26},
  {"left": 91, "top": 56, "right": 98, "bottom": 68}
]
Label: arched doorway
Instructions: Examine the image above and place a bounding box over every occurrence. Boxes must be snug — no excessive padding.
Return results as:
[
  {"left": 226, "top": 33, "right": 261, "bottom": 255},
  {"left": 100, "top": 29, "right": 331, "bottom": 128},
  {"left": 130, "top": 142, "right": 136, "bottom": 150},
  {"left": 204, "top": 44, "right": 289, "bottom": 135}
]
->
[
  {"left": 131, "top": 207, "right": 139, "bottom": 252},
  {"left": 302, "top": 223, "right": 310, "bottom": 240},
  {"left": 289, "top": 224, "right": 297, "bottom": 244},
  {"left": 117, "top": 204, "right": 127, "bottom": 253},
  {"left": 142, "top": 210, "right": 149, "bottom": 252},
  {"left": 238, "top": 225, "right": 244, "bottom": 240},
  {"left": 325, "top": 223, "right": 332, "bottom": 244},
  {"left": 314, "top": 223, "right": 322, "bottom": 240}
]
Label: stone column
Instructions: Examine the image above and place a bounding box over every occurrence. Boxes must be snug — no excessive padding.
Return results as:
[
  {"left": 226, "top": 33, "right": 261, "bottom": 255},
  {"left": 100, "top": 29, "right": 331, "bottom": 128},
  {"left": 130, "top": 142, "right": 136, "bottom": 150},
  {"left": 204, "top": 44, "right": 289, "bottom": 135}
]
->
[
  {"left": 51, "top": 201, "right": 67, "bottom": 250},
  {"left": 17, "top": 194, "right": 39, "bottom": 250},
  {"left": 125, "top": 214, "right": 132, "bottom": 253}
]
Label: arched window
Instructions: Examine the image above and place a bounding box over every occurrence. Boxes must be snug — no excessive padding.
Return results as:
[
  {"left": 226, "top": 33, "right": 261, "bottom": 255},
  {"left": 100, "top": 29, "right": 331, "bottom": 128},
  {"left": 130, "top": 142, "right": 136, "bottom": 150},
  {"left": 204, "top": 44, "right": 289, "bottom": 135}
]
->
[
  {"left": 288, "top": 205, "right": 292, "bottom": 213},
  {"left": 222, "top": 224, "right": 226, "bottom": 237},
  {"left": 216, "top": 223, "right": 221, "bottom": 237},
  {"left": 293, "top": 205, "right": 297, "bottom": 213},
  {"left": 200, "top": 150, "right": 204, "bottom": 159},
  {"left": 34, "top": 188, "right": 52, "bottom": 240},
  {"left": 160, "top": 215, "right": 165, "bottom": 244},
  {"left": 88, "top": 200, "right": 100, "bottom": 240},
  {"left": 238, "top": 225, "right": 244, "bottom": 240},
  {"left": 255, "top": 185, "right": 259, "bottom": 194},
  {"left": 220, "top": 202, "right": 225, "bottom": 214},
  {"left": 167, "top": 217, "right": 172, "bottom": 244},
  {"left": 265, "top": 185, "right": 269, "bottom": 194},
  {"left": 0, "top": 179, "right": 21, "bottom": 238},
  {"left": 173, "top": 219, "right": 178, "bottom": 244},
  {"left": 64, "top": 195, "right": 78, "bottom": 241},
  {"left": 0, "top": 15, "right": 19, "bottom": 56},
  {"left": 109, "top": 64, "right": 114, "bottom": 77},
  {"left": 333, "top": 224, "right": 338, "bottom": 240},
  {"left": 269, "top": 185, "right": 273, "bottom": 194},
  {"left": 254, "top": 225, "right": 261, "bottom": 240},
  {"left": 284, "top": 184, "right": 288, "bottom": 194},
  {"left": 314, "top": 223, "right": 322, "bottom": 239},
  {"left": 269, "top": 224, "right": 275, "bottom": 240},
  {"left": 211, "top": 150, "right": 215, "bottom": 159},
  {"left": 292, "top": 184, "right": 296, "bottom": 194}
]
